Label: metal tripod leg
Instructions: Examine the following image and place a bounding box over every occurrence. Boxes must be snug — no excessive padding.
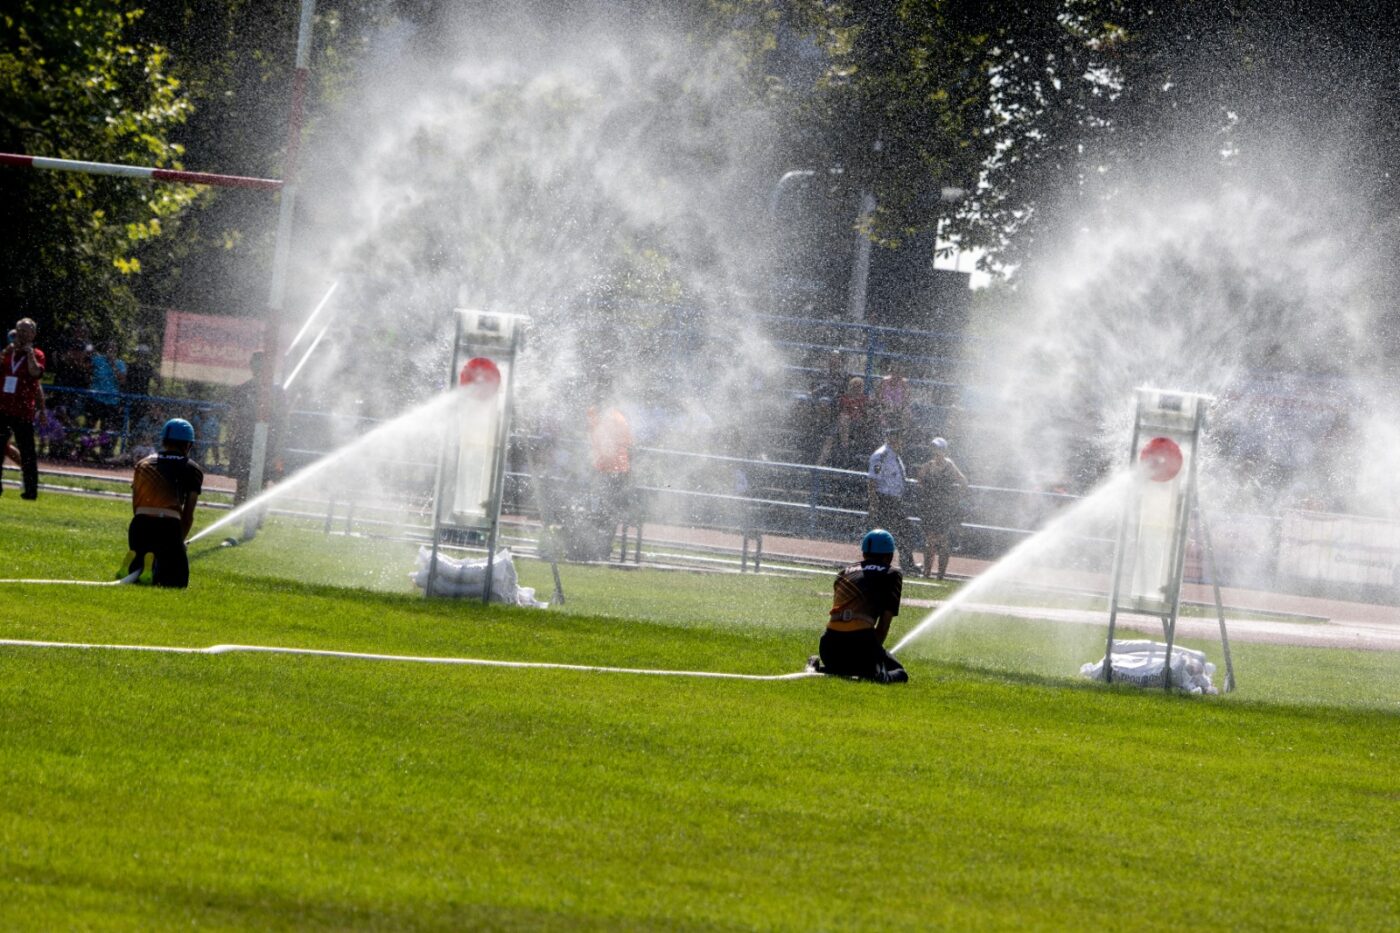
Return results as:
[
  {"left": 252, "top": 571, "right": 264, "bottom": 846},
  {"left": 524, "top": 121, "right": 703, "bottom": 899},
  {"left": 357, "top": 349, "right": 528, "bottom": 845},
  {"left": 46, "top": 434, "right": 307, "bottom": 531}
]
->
[
  {"left": 1196, "top": 506, "right": 1235, "bottom": 692},
  {"left": 522, "top": 443, "right": 564, "bottom": 606}
]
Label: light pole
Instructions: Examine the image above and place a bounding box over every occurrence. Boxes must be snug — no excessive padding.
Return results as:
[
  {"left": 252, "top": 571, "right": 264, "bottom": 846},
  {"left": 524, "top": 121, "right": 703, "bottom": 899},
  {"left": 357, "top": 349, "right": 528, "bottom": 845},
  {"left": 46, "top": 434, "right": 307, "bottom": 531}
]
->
[{"left": 847, "top": 183, "right": 967, "bottom": 322}]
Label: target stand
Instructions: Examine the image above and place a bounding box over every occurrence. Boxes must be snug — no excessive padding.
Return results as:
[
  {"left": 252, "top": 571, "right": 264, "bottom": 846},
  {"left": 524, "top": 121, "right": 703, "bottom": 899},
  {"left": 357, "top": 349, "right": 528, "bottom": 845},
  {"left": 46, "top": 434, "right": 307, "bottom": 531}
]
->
[
  {"left": 1104, "top": 388, "right": 1236, "bottom": 692},
  {"left": 425, "top": 309, "right": 528, "bottom": 603}
]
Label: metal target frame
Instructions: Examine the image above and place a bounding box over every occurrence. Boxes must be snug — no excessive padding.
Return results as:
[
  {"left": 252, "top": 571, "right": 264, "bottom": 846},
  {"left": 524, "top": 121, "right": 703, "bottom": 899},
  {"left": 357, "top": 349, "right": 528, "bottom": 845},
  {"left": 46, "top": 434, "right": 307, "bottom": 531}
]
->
[
  {"left": 425, "top": 309, "right": 528, "bottom": 603},
  {"left": 1104, "top": 387, "right": 1236, "bottom": 692}
]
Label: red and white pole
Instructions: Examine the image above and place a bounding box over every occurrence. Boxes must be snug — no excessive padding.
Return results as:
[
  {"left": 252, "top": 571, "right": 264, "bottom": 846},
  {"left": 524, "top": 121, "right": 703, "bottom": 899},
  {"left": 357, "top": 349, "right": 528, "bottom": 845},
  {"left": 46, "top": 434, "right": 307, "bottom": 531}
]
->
[
  {"left": 246, "top": 0, "right": 316, "bottom": 515},
  {"left": 0, "top": 152, "right": 282, "bottom": 190}
]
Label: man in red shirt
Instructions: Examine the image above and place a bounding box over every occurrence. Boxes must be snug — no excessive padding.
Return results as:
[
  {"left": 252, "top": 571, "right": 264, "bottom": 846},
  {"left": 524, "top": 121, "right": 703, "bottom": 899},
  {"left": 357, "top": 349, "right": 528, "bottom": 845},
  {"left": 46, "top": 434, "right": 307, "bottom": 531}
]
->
[{"left": 1, "top": 318, "right": 46, "bottom": 500}]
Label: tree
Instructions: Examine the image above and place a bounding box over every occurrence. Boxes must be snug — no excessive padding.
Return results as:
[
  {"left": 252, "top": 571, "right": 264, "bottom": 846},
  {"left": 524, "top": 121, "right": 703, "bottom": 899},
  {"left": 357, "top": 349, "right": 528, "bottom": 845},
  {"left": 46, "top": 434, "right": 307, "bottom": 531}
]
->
[
  {"left": 126, "top": 0, "right": 410, "bottom": 319},
  {"left": 0, "top": 3, "right": 198, "bottom": 336},
  {"left": 969, "top": 1, "right": 1400, "bottom": 279}
]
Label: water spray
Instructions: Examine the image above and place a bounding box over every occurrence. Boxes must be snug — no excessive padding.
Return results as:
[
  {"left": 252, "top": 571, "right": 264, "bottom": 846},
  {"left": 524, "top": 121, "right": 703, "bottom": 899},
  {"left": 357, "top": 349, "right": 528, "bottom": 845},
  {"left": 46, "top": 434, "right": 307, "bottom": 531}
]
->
[
  {"left": 281, "top": 324, "right": 330, "bottom": 391},
  {"left": 187, "top": 390, "right": 458, "bottom": 545},
  {"left": 284, "top": 280, "right": 340, "bottom": 356},
  {"left": 892, "top": 470, "right": 1135, "bottom": 654}
]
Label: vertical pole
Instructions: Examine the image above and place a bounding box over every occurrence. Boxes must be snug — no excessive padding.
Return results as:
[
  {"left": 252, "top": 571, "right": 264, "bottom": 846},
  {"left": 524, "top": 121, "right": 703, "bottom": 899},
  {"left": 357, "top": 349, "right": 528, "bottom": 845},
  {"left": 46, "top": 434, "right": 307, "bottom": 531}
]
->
[
  {"left": 521, "top": 441, "right": 564, "bottom": 606},
  {"left": 248, "top": 0, "right": 317, "bottom": 509},
  {"left": 847, "top": 192, "right": 876, "bottom": 322}
]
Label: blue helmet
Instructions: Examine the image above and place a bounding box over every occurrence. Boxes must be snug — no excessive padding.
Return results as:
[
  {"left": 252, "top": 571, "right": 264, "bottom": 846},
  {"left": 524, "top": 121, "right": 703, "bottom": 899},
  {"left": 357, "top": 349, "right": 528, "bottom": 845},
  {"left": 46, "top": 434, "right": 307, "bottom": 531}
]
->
[
  {"left": 162, "top": 418, "right": 196, "bottom": 443},
  {"left": 860, "top": 528, "right": 896, "bottom": 555}
]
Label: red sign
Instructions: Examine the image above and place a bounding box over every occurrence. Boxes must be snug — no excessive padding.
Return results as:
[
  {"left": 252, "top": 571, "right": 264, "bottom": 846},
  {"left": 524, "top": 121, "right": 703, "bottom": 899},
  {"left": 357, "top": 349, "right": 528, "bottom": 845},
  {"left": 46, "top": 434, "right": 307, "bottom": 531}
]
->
[{"left": 160, "top": 310, "right": 264, "bottom": 386}]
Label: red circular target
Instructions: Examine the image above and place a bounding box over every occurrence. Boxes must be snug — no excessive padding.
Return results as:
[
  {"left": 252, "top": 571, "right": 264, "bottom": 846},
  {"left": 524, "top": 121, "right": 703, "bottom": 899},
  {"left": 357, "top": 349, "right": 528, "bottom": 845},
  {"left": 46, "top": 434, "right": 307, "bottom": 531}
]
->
[
  {"left": 459, "top": 357, "right": 501, "bottom": 397},
  {"left": 1139, "top": 436, "right": 1183, "bottom": 482}
]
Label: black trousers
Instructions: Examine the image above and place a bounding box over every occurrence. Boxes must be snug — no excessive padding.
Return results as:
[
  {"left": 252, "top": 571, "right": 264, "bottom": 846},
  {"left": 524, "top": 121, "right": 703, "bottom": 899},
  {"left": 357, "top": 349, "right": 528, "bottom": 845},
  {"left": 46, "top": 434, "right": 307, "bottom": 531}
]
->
[
  {"left": 128, "top": 514, "right": 189, "bottom": 588},
  {"left": 0, "top": 414, "right": 38, "bottom": 498},
  {"left": 819, "top": 628, "right": 908, "bottom": 684},
  {"left": 870, "top": 494, "right": 917, "bottom": 571}
]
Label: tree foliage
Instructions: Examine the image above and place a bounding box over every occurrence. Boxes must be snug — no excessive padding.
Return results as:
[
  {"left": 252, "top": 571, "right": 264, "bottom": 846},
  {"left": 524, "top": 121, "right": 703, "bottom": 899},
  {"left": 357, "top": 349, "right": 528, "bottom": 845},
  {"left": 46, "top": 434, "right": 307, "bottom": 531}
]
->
[
  {"left": 7, "top": 0, "right": 1396, "bottom": 334},
  {"left": 0, "top": 3, "right": 197, "bottom": 335}
]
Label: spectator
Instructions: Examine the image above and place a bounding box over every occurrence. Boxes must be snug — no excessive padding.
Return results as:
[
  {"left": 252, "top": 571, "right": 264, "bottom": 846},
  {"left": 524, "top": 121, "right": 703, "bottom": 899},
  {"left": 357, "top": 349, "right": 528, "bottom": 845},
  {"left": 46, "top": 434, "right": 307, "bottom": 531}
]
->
[
  {"left": 227, "top": 352, "right": 286, "bottom": 504},
  {"left": 875, "top": 359, "right": 913, "bottom": 435},
  {"left": 805, "top": 350, "right": 845, "bottom": 464},
  {"left": 866, "top": 425, "right": 918, "bottom": 572},
  {"left": 40, "top": 403, "right": 76, "bottom": 460},
  {"left": 124, "top": 335, "right": 160, "bottom": 427},
  {"left": 587, "top": 403, "right": 634, "bottom": 558},
  {"left": 818, "top": 376, "right": 871, "bottom": 468},
  {"left": 914, "top": 436, "right": 969, "bottom": 580},
  {"left": 0, "top": 317, "right": 46, "bottom": 499},
  {"left": 51, "top": 323, "right": 94, "bottom": 419},
  {"left": 88, "top": 338, "right": 127, "bottom": 456},
  {"left": 126, "top": 402, "right": 167, "bottom": 466},
  {"left": 195, "top": 405, "right": 223, "bottom": 468},
  {"left": 34, "top": 395, "right": 67, "bottom": 460}
]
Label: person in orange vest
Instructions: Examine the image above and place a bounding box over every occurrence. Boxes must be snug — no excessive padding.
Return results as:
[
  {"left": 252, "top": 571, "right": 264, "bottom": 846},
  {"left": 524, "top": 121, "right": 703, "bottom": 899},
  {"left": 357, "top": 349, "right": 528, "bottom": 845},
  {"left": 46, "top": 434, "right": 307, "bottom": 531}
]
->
[
  {"left": 809, "top": 529, "right": 909, "bottom": 683},
  {"left": 126, "top": 418, "right": 204, "bottom": 587},
  {"left": 587, "top": 404, "right": 634, "bottom": 558}
]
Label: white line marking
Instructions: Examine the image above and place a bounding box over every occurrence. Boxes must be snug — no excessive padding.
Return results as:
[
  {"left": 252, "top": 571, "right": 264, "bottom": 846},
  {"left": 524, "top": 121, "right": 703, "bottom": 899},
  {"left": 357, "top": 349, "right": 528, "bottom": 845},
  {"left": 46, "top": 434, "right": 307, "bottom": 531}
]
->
[{"left": 0, "top": 639, "right": 819, "bottom": 681}]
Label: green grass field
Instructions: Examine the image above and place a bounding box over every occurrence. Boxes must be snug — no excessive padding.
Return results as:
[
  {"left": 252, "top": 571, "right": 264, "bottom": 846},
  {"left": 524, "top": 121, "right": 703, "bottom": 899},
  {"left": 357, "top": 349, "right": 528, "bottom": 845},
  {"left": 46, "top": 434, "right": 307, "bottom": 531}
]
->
[{"left": 2, "top": 493, "right": 1398, "bottom": 929}]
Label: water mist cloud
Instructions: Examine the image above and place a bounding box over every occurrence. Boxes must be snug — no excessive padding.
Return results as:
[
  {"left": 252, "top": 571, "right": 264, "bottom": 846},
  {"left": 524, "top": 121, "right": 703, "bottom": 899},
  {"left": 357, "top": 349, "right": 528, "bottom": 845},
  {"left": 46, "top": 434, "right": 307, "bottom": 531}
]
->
[
  {"left": 294, "top": 5, "right": 785, "bottom": 453},
  {"left": 974, "top": 146, "right": 1399, "bottom": 519}
]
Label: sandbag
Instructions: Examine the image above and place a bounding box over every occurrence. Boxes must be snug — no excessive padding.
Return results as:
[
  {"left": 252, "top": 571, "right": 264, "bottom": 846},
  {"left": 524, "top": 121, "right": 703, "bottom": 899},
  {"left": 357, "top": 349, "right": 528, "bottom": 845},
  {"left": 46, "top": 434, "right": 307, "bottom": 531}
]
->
[
  {"left": 410, "top": 547, "right": 547, "bottom": 607},
  {"left": 1081, "top": 640, "right": 1218, "bottom": 695}
]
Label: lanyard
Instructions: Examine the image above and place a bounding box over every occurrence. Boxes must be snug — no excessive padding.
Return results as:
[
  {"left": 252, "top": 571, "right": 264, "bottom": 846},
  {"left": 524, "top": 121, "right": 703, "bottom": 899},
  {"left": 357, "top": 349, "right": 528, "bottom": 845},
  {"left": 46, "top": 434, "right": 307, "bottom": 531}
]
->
[{"left": 8, "top": 351, "right": 24, "bottom": 375}]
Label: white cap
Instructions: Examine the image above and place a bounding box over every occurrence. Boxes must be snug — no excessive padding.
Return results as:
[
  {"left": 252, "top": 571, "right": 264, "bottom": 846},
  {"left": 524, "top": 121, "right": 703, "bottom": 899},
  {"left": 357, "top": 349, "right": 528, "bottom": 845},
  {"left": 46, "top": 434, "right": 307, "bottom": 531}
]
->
[{"left": 932, "top": 437, "right": 948, "bottom": 450}]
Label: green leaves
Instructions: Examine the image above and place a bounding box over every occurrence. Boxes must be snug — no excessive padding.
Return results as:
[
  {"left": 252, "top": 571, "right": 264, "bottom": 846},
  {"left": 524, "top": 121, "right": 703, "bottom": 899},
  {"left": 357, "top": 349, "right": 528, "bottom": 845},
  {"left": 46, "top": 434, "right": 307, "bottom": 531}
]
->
[{"left": 0, "top": 1, "right": 195, "bottom": 333}]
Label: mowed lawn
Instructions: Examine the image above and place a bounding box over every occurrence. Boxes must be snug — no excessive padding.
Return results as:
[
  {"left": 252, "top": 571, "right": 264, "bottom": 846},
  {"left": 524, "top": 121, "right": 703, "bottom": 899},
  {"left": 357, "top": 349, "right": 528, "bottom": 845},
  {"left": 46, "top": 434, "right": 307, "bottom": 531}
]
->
[{"left": 1, "top": 494, "right": 1398, "bottom": 929}]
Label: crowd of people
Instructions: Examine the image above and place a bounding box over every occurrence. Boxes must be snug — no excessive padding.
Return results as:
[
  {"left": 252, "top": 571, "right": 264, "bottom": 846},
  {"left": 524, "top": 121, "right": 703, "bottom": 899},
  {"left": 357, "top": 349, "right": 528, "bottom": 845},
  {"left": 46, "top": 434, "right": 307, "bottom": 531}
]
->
[
  {"left": 0, "top": 321, "right": 271, "bottom": 490},
  {"left": 801, "top": 347, "right": 973, "bottom": 579}
]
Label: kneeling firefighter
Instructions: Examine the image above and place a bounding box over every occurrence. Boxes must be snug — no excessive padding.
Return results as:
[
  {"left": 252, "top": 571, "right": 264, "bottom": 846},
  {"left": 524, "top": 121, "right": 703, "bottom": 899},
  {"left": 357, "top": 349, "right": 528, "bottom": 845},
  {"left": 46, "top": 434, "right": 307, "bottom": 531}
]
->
[
  {"left": 127, "top": 418, "right": 204, "bottom": 588},
  {"left": 813, "top": 529, "right": 909, "bottom": 684}
]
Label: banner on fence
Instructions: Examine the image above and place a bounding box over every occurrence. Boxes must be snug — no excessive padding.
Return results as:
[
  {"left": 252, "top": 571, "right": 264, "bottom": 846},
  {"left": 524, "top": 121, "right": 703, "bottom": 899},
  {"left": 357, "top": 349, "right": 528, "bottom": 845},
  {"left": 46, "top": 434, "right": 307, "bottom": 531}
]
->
[
  {"left": 160, "top": 310, "right": 263, "bottom": 386},
  {"left": 1278, "top": 510, "right": 1400, "bottom": 588}
]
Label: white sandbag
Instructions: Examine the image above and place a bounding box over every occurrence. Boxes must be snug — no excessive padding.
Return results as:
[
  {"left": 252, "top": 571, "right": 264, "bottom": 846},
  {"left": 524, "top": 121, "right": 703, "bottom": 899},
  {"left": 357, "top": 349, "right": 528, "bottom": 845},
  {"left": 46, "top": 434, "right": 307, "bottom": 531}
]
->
[
  {"left": 1080, "top": 640, "right": 1218, "bottom": 695},
  {"left": 410, "top": 547, "right": 546, "bottom": 607}
]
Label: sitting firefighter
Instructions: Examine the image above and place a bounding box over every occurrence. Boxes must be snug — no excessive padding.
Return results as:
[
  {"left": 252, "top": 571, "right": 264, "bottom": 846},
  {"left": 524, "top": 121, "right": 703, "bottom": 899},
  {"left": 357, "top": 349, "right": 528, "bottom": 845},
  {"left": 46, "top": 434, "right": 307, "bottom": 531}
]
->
[
  {"left": 127, "top": 418, "right": 204, "bottom": 588},
  {"left": 810, "top": 528, "right": 909, "bottom": 684}
]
